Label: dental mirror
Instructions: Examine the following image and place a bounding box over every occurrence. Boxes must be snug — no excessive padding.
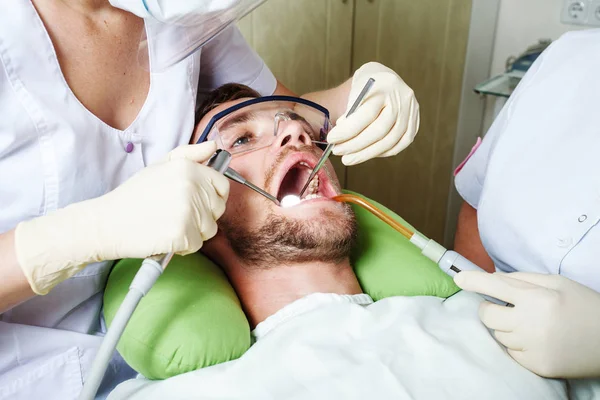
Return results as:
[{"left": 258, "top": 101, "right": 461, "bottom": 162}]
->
[{"left": 280, "top": 195, "right": 302, "bottom": 208}]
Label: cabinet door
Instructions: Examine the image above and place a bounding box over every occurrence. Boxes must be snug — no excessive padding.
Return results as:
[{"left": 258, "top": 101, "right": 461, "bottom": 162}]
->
[
  {"left": 238, "top": 0, "right": 354, "bottom": 182},
  {"left": 348, "top": 0, "right": 472, "bottom": 241}
]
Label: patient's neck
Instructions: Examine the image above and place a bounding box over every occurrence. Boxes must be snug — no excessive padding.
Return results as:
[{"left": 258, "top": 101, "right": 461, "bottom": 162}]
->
[{"left": 227, "top": 259, "right": 362, "bottom": 328}]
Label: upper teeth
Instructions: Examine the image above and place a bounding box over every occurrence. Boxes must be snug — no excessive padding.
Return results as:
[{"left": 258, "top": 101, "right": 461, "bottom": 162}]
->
[{"left": 304, "top": 175, "right": 319, "bottom": 197}]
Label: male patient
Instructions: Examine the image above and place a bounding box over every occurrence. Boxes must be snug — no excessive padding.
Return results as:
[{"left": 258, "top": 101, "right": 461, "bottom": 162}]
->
[
  {"left": 108, "top": 84, "right": 566, "bottom": 400},
  {"left": 195, "top": 83, "right": 363, "bottom": 329}
]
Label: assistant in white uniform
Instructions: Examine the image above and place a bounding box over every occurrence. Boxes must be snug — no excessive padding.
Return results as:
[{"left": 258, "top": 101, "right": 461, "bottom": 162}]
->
[
  {"left": 0, "top": 1, "right": 275, "bottom": 398},
  {"left": 453, "top": 29, "right": 600, "bottom": 380},
  {"left": 455, "top": 30, "right": 600, "bottom": 291}
]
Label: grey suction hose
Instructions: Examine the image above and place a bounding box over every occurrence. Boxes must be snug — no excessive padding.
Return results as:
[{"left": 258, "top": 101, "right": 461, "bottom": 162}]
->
[
  {"left": 79, "top": 253, "right": 173, "bottom": 400},
  {"left": 79, "top": 150, "right": 234, "bottom": 400}
]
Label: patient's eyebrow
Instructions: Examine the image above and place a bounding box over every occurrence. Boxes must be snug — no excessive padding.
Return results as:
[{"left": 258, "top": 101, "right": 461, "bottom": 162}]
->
[
  {"left": 286, "top": 111, "right": 308, "bottom": 123},
  {"left": 285, "top": 111, "right": 317, "bottom": 136},
  {"left": 219, "top": 110, "right": 258, "bottom": 132}
]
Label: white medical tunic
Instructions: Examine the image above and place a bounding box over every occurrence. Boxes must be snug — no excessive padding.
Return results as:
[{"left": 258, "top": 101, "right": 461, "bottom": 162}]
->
[
  {"left": 0, "top": 1, "right": 276, "bottom": 398},
  {"left": 455, "top": 29, "right": 600, "bottom": 292}
]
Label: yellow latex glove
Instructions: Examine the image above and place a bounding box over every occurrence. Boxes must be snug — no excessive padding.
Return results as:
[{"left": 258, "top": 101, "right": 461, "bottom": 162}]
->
[
  {"left": 455, "top": 271, "right": 600, "bottom": 379},
  {"left": 15, "top": 142, "right": 229, "bottom": 295},
  {"left": 327, "top": 62, "right": 420, "bottom": 166}
]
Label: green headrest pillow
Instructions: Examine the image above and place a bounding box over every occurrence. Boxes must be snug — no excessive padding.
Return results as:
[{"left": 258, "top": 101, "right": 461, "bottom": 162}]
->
[{"left": 103, "top": 191, "right": 459, "bottom": 380}]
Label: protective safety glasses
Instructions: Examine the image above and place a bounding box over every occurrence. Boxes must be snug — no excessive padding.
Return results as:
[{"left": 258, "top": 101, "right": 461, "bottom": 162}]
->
[
  {"left": 139, "top": 0, "right": 266, "bottom": 72},
  {"left": 196, "top": 96, "right": 331, "bottom": 156}
]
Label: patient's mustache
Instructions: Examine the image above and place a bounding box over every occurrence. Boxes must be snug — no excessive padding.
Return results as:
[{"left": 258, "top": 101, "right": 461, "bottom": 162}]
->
[{"left": 263, "top": 145, "right": 320, "bottom": 190}]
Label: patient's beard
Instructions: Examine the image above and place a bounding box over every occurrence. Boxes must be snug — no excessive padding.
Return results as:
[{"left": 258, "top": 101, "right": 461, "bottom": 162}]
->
[{"left": 219, "top": 206, "right": 358, "bottom": 267}]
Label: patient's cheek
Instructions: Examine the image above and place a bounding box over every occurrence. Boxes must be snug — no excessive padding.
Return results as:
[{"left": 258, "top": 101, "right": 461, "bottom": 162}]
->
[
  {"left": 223, "top": 183, "right": 265, "bottom": 226},
  {"left": 325, "top": 164, "right": 342, "bottom": 190},
  {"left": 224, "top": 184, "right": 246, "bottom": 215}
]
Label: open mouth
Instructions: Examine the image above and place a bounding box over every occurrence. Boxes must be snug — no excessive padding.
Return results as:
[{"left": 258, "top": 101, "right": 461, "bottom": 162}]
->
[{"left": 273, "top": 153, "right": 336, "bottom": 204}]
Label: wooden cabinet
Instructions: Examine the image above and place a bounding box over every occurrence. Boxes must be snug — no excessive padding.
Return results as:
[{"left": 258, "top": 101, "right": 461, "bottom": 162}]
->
[{"left": 239, "top": 0, "right": 472, "bottom": 242}]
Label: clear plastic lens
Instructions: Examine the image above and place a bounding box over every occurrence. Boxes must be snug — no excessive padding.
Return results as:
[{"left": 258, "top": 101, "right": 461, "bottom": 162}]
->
[{"left": 207, "top": 101, "right": 330, "bottom": 156}]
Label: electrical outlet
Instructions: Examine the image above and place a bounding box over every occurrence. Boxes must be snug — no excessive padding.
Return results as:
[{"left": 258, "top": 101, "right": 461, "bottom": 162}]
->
[
  {"left": 561, "top": 0, "right": 589, "bottom": 25},
  {"left": 561, "top": 0, "right": 600, "bottom": 26},
  {"left": 587, "top": 0, "right": 600, "bottom": 26}
]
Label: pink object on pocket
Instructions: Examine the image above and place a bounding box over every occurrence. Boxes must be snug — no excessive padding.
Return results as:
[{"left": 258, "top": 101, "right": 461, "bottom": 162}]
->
[{"left": 454, "top": 137, "right": 482, "bottom": 176}]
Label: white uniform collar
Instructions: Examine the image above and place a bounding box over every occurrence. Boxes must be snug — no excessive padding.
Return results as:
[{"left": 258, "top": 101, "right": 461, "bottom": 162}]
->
[{"left": 252, "top": 293, "right": 373, "bottom": 340}]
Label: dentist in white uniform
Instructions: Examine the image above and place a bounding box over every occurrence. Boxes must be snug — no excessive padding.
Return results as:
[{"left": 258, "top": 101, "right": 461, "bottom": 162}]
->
[
  {"left": 453, "top": 29, "right": 600, "bottom": 381},
  {"left": 0, "top": 1, "right": 276, "bottom": 398},
  {"left": 0, "top": 0, "right": 420, "bottom": 398}
]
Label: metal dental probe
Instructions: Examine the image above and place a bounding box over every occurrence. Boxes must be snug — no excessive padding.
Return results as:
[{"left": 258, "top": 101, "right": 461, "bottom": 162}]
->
[
  {"left": 208, "top": 149, "right": 280, "bottom": 206},
  {"left": 298, "top": 78, "right": 376, "bottom": 198}
]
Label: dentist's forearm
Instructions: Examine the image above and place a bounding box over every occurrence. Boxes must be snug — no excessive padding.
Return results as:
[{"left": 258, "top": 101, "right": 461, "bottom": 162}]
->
[
  {"left": 272, "top": 77, "right": 352, "bottom": 123},
  {"left": 0, "top": 229, "right": 35, "bottom": 313},
  {"left": 273, "top": 80, "right": 296, "bottom": 96},
  {"left": 301, "top": 78, "right": 352, "bottom": 123},
  {"left": 454, "top": 202, "right": 495, "bottom": 273}
]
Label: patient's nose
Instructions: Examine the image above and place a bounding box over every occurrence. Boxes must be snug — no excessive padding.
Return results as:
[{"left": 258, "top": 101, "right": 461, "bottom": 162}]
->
[{"left": 273, "top": 121, "right": 312, "bottom": 149}]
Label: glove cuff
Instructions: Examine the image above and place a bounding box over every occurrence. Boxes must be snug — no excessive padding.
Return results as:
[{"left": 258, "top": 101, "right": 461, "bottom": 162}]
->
[
  {"left": 352, "top": 62, "right": 395, "bottom": 84},
  {"left": 14, "top": 201, "right": 103, "bottom": 295}
]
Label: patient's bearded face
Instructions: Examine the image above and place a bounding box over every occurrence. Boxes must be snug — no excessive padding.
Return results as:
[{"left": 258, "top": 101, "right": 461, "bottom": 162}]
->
[{"left": 195, "top": 99, "right": 357, "bottom": 266}]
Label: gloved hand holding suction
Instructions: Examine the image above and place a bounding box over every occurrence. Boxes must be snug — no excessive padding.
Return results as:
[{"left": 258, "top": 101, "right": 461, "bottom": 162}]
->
[
  {"left": 14, "top": 141, "right": 229, "bottom": 295},
  {"left": 455, "top": 271, "right": 600, "bottom": 378},
  {"left": 327, "top": 62, "right": 420, "bottom": 166}
]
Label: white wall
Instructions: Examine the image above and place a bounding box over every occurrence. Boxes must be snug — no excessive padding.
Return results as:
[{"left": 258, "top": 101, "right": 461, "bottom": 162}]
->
[{"left": 482, "top": 0, "right": 587, "bottom": 133}]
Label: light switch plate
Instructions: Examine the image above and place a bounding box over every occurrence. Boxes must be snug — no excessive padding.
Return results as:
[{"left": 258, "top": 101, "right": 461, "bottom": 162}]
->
[{"left": 561, "top": 0, "right": 600, "bottom": 26}]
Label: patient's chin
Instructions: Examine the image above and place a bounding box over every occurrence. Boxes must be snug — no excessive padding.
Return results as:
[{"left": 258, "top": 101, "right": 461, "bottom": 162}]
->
[
  {"left": 278, "top": 199, "right": 347, "bottom": 221},
  {"left": 279, "top": 203, "right": 355, "bottom": 239},
  {"left": 221, "top": 205, "right": 357, "bottom": 267}
]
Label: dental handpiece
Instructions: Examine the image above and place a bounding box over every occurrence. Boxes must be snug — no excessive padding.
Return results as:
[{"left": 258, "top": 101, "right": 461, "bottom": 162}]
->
[
  {"left": 208, "top": 149, "right": 280, "bottom": 206},
  {"left": 298, "top": 78, "right": 376, "bottom": 198}
]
